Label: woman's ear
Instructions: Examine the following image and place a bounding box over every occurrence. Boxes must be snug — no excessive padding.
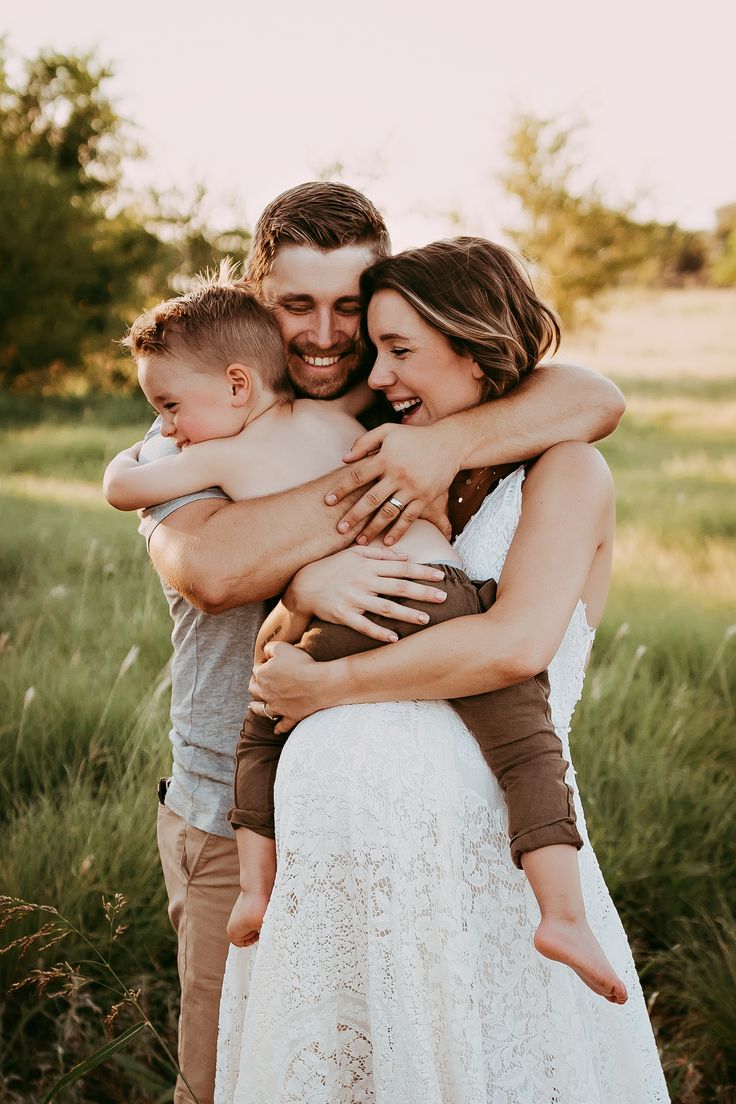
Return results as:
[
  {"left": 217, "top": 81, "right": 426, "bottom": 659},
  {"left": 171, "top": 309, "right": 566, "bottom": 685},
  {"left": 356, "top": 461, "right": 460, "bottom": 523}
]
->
[
  {"left": 226, "top": 363, "right": 252, "bottom": 405},
  {"left": 469, "top": 357, "right": 486, "bottom": 381}
]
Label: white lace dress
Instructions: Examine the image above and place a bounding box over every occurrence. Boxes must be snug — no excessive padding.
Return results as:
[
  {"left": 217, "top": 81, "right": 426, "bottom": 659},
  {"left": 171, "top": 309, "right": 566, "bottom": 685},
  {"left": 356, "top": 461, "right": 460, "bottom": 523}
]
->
[{"left": 216, "top": 468, "right": 669, "bottom": 1104}]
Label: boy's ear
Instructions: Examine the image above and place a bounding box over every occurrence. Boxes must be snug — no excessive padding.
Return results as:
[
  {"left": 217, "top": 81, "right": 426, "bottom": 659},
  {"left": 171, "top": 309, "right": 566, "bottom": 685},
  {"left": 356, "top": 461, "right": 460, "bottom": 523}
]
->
[{"left": 226, "top": 362, "right": 252, "bottom": 405}]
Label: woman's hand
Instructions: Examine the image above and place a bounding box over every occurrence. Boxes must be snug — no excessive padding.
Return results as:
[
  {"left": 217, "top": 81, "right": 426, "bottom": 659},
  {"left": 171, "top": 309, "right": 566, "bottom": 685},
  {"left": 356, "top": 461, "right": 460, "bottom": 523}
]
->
[
  {"left": 324, "top": 423, "right": 458, "bottom": 545},
  {"left": 284, "top": 545, "right": 447, "bottom": 643},
  {"left": 249, "top": 642, "right": 339, "bottom": 734}
]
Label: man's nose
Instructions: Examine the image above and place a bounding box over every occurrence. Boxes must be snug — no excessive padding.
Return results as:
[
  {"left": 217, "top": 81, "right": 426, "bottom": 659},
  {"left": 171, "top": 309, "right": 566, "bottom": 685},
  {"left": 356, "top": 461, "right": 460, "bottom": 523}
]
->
[{"left": 310, "top": 309, "right": 340, "bottom": 349}]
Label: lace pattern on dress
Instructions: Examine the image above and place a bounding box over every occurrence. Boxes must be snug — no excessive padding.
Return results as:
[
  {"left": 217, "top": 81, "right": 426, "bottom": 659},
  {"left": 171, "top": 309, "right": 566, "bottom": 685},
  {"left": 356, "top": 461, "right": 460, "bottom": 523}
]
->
[{"left": 215, "top": 467, "right": 669, "bottom": 1104}]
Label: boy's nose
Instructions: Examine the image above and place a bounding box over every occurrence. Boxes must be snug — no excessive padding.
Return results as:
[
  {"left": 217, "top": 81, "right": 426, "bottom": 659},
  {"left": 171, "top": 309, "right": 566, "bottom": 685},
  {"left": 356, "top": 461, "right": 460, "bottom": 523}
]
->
[{"left": 161, "top": 420, "right": 175, "bottom": 437}]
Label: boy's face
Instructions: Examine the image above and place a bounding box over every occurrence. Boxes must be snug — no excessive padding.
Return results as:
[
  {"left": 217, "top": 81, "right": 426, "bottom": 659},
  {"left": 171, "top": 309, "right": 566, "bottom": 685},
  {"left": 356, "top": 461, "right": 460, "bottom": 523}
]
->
[
  {"left": 138, "top": 356, "right": 244, "bottom": 448},
  {"left": 260, "top": 243, "right": 379, "bottom": 400}
]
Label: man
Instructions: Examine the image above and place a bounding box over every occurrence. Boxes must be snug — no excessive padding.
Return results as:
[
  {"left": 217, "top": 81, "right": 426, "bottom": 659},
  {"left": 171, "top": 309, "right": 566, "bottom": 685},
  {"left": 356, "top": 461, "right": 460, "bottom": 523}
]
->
[{"left": 140, "top": 181, "right": 624, "bottom": 1103}]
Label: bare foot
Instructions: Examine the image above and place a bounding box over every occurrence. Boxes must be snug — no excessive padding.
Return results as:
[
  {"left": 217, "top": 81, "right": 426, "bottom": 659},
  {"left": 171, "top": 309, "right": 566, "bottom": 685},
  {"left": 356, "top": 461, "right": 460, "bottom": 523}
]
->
[
  {"left": 226, "top": 889, "right": 271, "bottom": 948},
  {"left": 534, "top": 917, "right": 628, "bottom": 1004}
]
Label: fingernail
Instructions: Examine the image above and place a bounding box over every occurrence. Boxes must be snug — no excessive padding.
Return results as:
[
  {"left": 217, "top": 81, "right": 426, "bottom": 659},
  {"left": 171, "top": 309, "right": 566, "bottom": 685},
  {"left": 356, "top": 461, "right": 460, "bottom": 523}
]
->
[
  {"left": 435, "top": 591, "right": 447, "bottom": 601},
  {"left": 357, "top": 535, "right": 367, "bottom": 545},
  {"left": 338, "top": 521, "right": 349, "bottom": 532},
  {"left": 387, "top": 633, "right": 398, "bottom": 642},
  {"left": 325, "top": 494, "right": 337, "bottom": 505},
  {"left": 418, "top": 613, "right": 430, "bottom": 623},
  {"left": 431, "top": 570, "right": 444, "bottom": 580},
  {"left": 384, "top": 536, "right": 394, "bottom": 546}
]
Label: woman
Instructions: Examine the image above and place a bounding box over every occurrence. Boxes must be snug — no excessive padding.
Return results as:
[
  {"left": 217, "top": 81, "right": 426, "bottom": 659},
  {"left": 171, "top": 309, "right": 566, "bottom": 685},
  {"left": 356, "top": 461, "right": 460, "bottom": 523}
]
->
[{"left": 215, "top": 239, "right": 669, "bottom": 1103}]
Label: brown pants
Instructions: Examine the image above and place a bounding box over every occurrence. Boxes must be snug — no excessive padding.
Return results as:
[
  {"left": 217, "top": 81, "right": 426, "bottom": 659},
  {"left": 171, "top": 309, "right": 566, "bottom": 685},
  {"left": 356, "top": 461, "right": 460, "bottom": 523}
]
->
[
  {"left": 230, "top": 566, "right": 582, "bottom": 867},
  {"left": 157, "top": 803, "right": 240, "bottom": 1104}
]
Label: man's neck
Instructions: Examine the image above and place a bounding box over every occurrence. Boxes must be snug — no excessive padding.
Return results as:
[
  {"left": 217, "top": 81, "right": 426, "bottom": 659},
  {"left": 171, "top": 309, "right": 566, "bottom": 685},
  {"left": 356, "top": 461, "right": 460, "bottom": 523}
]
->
[{"left": 330, "top": 381, "right": 375, "bottom": 418}]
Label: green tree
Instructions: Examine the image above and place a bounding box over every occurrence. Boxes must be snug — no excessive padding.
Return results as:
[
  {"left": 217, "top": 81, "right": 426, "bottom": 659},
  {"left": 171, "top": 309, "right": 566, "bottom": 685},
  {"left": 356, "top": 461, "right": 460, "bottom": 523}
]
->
[
  {"left": 501, "top": 115, "right": 705, "bottom": 323},
  {"left": 0, "top": 45, "right": 252, "bottom": 391},
  {"left": 711, "top": 203, "right": 736, "bottom": 286}
]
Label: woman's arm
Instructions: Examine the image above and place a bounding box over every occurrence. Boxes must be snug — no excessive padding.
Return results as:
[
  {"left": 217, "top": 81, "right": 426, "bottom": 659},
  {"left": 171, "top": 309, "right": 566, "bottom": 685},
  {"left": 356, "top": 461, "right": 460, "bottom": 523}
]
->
[
  {"left": 254, "top": 545, "right": 450, "bottom": 663},
  {"left": 326, "top": 363, "right": 624, "bottom": 544},
  {"left": 249, "top": 442, "right": 614, "bottom": 727},
  {"left": 104, "top": 437, "right": 238, "bottom": 511}
]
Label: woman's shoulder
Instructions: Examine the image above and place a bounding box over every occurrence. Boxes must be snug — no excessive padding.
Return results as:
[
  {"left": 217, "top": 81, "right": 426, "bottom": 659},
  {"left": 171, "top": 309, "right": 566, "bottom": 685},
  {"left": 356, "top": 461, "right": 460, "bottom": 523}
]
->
[{"left": 524, "top": 441, "right": 613, "bottom": 498}]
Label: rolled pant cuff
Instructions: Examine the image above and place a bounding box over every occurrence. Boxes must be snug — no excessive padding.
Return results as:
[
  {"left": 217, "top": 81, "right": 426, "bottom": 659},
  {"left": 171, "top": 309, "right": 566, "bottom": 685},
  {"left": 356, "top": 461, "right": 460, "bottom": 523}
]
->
[{"left": 510, "top": 818, "right": 583, "bottom": 869}]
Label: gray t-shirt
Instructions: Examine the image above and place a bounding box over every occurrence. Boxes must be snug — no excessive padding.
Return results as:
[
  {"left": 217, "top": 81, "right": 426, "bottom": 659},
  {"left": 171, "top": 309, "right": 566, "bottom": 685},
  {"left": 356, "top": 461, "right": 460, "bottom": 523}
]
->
[{"left": 138, "top": 420, "right": 267, "bottom": 837}]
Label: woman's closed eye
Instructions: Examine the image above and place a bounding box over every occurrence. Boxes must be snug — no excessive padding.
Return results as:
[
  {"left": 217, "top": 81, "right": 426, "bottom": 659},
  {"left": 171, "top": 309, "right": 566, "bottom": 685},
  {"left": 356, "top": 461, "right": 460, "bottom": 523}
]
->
[{"left": 390, "top": 346, "right": 411, "bottom": 358}]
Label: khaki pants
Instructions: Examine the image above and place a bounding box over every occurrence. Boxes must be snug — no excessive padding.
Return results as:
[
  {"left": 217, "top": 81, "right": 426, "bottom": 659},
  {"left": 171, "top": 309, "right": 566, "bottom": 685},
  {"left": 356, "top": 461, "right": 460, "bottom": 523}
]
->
[{"left": 157, "top": 803, "right": 240, "bottom": 1104}]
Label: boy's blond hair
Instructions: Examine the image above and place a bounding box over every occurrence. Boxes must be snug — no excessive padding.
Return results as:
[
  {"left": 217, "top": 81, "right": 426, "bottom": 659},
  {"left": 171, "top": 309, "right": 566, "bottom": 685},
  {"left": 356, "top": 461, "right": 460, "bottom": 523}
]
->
[{"left": 123, "top": 261, "right": 293, "bottom": 400}]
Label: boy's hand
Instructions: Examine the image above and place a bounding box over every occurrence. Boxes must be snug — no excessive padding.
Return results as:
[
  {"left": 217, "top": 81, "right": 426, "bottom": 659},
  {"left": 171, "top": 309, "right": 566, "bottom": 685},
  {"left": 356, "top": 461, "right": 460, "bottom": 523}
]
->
[
  {"left": 325, "top": 424, "right": 458, "bottom": 545},
  {"left": 226, "top": 889, "right": 270, "bottom": 948},
  {"left": 120, "top": 440, "right": 144, "bottom": 462}
]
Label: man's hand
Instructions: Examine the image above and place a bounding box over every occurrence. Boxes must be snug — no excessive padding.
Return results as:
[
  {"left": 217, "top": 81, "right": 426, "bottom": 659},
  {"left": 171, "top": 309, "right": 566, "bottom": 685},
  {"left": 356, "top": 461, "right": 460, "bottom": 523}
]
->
[
  {"left": 284, "top": 546, "right": 447, "bottom": 642},
  {"left": 324, "top": 424, "right": 457, "bottom": 545},
  {"left": 249, "top": 642, "right": 334, "bottom": 735}
]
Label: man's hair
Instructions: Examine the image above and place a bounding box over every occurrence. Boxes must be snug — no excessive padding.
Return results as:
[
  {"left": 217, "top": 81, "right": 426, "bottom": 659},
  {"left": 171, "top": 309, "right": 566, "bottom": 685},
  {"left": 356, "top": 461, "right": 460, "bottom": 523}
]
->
[
  {"left": 247, "top": 181, "right": 391, "bottom": 290},
  {"left": 359, "top": 237, "right": 560, "bottom": 398},
  {"left": 122, "top": 260, "right": 292, "bottom": 399}
]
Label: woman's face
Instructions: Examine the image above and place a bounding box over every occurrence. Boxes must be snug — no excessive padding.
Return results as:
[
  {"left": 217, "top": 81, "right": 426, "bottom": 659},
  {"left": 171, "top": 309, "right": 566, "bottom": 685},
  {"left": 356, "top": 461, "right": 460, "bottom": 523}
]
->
[{"left": 366, "top": 290, "right": 485, "bottom": 425}]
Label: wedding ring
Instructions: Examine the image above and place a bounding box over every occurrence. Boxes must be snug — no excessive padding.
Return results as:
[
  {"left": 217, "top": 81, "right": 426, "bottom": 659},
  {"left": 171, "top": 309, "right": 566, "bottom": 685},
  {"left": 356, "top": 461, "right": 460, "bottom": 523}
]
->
[
  {"left": 389, "top": 496, "right": 405, "bottom": 511},
  {"left": 263, "top": 704, "right": 278, "bottom": 721}
]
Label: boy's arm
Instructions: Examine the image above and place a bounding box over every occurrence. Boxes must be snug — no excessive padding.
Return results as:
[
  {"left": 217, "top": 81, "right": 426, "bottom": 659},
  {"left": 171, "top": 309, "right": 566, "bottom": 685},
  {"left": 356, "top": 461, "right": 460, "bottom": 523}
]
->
[
  {"left": 327, "top": 363, "right": 625, "bottom": 543},
  {"left": 254, "top": 602, "right": 311, "bottom": 665},
  {"left": 104, "top": 437, "right": 236, "bottom": 511}
]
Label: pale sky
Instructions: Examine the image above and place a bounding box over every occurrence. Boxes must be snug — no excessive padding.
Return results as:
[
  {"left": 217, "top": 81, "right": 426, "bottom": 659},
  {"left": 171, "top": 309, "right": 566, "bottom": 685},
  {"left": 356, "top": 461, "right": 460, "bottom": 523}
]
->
[{"left": 6, "top": 0, "right": 735, "bottom": 249}]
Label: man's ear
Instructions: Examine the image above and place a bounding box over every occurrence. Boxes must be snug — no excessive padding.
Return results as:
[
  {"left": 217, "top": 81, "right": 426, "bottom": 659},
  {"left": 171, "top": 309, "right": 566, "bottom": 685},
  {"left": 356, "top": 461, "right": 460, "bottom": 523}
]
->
[{"left": 226, "top": 363, "right": 252, "bottom": 405}]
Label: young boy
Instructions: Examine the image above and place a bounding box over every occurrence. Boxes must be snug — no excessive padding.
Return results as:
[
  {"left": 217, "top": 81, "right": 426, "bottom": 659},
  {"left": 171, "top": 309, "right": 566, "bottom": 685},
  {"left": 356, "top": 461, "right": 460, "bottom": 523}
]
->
[{"left": 105, "top": 264, "right": 626, "bottom": 1003}]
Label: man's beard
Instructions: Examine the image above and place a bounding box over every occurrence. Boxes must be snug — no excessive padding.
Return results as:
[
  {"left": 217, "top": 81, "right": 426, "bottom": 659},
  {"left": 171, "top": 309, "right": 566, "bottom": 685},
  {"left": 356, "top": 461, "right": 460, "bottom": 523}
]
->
[{"left": 286, "top": 344, "right": 365, "bottom": 401}]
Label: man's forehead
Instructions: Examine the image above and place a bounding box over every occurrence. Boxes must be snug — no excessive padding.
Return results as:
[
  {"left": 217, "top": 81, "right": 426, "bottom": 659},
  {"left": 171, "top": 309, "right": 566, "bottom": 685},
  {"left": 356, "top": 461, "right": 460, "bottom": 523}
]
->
[{"left": 263, "top": 243, "right": 378, "bottom": 302}]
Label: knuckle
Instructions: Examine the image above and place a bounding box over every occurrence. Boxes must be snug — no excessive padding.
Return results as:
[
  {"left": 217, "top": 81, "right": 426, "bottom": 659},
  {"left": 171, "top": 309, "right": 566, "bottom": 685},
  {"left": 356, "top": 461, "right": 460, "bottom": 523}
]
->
[{"left": 350, "top": 467, "right": 365, "bottom": 488}]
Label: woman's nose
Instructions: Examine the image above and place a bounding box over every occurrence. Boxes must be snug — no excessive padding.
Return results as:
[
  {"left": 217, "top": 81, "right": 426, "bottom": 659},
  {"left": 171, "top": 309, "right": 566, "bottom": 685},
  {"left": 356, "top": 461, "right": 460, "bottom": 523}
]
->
[{"left": 367, "top": 354, "right": 396, "bottom": 391}]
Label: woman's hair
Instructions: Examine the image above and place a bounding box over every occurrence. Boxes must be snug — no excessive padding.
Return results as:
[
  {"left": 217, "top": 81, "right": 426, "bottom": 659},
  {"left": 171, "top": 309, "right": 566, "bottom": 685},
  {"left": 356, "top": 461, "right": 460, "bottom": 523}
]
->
[
  {"left": 122, "top": 260, "right": 293, "bottom": 401},
  {"left": 247, "top": 181, "right": 391, "bottom": 291},
  {"left": 359, "top": 237, "right": 560, "bottom": 398}
]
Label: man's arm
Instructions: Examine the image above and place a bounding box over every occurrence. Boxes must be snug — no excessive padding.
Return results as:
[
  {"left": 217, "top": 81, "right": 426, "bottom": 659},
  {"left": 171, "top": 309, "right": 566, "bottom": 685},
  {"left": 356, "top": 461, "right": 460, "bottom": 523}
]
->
[
  {"left": 147, "top": 471, "right": 363, "bottom": 613},
  {"left": 328, "top": 363, "right": 625, "bottom": 544}
]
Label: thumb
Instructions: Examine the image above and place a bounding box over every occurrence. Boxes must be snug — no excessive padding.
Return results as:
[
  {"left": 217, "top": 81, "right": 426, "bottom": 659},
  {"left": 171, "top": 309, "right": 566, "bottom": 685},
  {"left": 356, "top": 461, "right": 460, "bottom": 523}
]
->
[
  {"left": 422, "top": 494, "right": 452, "bottom": 541},
  {"left": 343, "top": 424, "right": 388, "bottom": 462}
]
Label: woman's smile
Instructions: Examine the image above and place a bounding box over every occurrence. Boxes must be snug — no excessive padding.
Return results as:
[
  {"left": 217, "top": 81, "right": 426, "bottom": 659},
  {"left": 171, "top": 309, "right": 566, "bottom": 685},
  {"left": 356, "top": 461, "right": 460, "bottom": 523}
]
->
[{"left": 366, "top": 289, "right": 484, "bottom": 425}]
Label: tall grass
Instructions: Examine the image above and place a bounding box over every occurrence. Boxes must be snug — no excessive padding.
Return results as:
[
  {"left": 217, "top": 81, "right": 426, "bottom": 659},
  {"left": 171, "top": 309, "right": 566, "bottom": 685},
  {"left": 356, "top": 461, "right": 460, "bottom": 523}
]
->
[{"left": 2, "top": 291, "right": 735, "bottom": 1101}]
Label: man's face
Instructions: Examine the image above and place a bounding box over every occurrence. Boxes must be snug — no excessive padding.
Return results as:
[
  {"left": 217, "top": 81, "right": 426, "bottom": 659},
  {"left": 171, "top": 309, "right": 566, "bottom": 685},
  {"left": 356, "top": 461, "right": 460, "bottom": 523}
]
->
[{"left": 260, "top": 244, "right": 378, "bottom": 400}]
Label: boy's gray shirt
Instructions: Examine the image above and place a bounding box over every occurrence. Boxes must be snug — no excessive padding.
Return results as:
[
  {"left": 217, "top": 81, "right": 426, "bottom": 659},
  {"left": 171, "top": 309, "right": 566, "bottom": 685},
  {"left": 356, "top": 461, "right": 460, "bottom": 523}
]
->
[{"left": 137, "top": 420, "right": 266, "bottom": 837}]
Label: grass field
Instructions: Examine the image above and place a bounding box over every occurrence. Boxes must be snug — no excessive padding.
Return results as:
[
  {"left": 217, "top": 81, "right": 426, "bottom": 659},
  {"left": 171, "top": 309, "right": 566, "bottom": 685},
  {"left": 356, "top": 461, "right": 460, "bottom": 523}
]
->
[{"left": 1, "top": 289, "right": 735, "bottom": 1102}]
